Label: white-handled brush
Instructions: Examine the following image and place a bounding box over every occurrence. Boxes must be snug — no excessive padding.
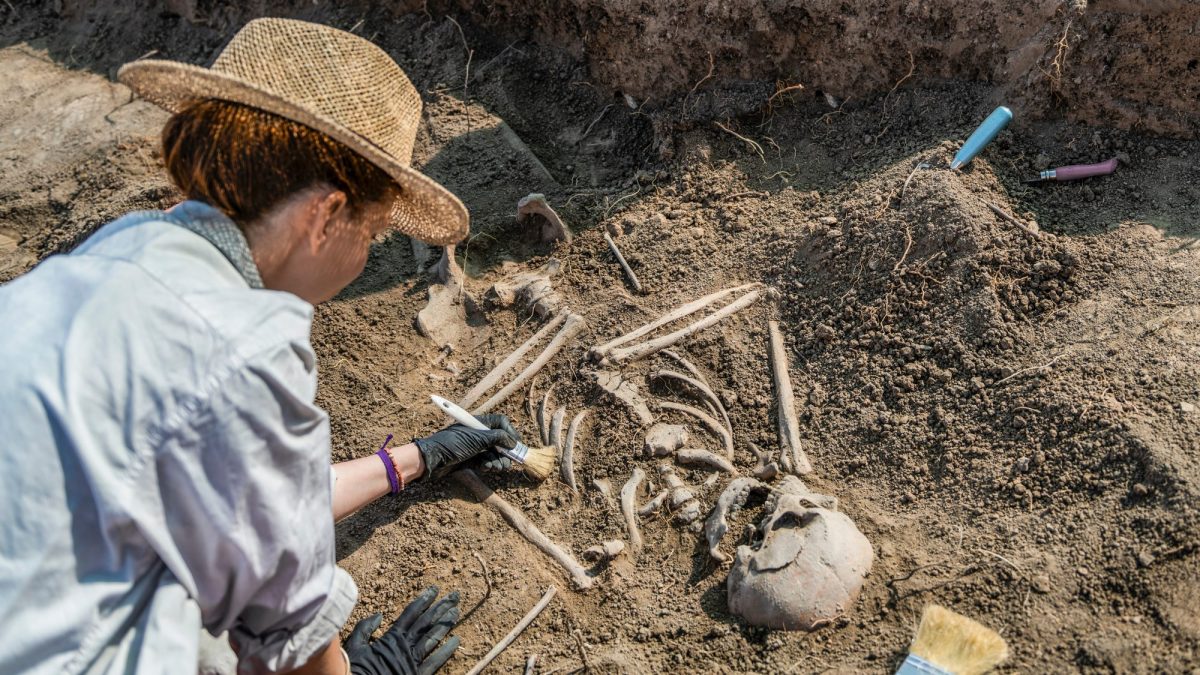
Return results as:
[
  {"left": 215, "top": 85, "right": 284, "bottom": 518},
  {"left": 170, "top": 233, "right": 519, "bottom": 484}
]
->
[{"left": 430, "top": 395, "right": 556, "bottom": 481}]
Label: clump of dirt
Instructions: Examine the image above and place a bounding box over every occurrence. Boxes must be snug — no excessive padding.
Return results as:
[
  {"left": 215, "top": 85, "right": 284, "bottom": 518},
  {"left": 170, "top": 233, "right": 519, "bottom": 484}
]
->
[{"left": 2, "top": 2, "right": 1199, "bottom": 674}]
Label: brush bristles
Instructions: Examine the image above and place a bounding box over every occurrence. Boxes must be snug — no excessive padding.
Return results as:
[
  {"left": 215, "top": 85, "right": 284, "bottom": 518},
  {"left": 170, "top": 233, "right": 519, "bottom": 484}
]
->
[
  {"left": 910, "top": 605, "right": 1009, "bottom": 675},
  {"left": 518, "top": 445, "right": 557, "bottom": 481}
]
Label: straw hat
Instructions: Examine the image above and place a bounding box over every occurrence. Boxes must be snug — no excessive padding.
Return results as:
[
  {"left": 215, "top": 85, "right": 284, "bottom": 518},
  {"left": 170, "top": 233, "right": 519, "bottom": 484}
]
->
[{"left": 118, "top": 17, "right": 468, "bottom": 245}]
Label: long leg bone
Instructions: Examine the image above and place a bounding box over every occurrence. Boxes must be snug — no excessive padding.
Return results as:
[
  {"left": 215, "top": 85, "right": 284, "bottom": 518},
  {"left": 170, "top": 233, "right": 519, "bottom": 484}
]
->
[
  {"left": 453, "top": 470, "right": 594, "bottom": 590},
  {"left": 656, "top": 400, "right": 733, "bottom": 459},
  {"left": 768, "top": 320, "right": 813, "bottom": 475},
  {"left": 601, "top": 285, "right": 766, "bottom": 366},
  {"left": 638, "top": 489, "right": 669, "bottom": 517},
  {"left": 538, "top": 383, "right": 556, "bottom": 446},
  {"left": 604, "top": 231, "right": 643, "bottom": 294},
  {"left": 676, "top": 448, "right": 736, "bottom": 474},
  {"left": 651, "top": 369, "right": 732, "bottom": 437},
  {"left": 705, "top": 477, "right": 766, "bottom": 563},
  {"left": 620, "top": 468, "right": 646, "bottom": 553},
  {"left": 474, "top": 313, "right": 586, "bottom": 414},
  {"left": 590, "top": 283, "right": 761, "bottom": 360},
  {"left": 460, "top": 313, "right": 566, "bottom": 409},
  {"left": 562, "top": 411, "right": 589, "bottom": 491}
]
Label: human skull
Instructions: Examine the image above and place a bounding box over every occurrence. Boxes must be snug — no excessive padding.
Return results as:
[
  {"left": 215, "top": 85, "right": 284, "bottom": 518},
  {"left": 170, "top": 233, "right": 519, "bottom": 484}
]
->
[{"left": 727, "top": 476, "right": 873, "bottom": 630}]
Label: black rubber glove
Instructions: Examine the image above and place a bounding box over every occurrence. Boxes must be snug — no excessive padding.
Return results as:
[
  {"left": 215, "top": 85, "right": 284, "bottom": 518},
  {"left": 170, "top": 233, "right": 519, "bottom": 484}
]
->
[
  {"left": 345, "top": 586, "right": 461, "bottom": 675},
  {"left": 414, "top": 414, "right": 519, "bottom": 479}
]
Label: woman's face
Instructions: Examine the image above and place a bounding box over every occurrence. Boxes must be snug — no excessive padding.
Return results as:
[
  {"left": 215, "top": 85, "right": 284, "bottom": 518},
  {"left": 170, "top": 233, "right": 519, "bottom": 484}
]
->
[{"left": 313, "top": 195, "right": 395, "bottom": 300}]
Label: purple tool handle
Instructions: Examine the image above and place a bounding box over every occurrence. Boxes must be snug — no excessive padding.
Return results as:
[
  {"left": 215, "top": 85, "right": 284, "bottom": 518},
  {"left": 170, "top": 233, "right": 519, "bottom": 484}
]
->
[{"left": 1055, "top": 158, "right": 1118, "bottom": 180}]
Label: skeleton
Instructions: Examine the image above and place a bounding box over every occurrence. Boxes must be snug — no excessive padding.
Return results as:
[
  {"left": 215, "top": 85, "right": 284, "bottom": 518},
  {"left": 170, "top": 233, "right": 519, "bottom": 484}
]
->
[
  {"left": 656, "top": 400, "right": 733, "bottom": 459},
  {"left": 659, "top": 464, "right": 702, "bottom": 531},
  {"left": 460, "top": 314, "right": 566, "bottom": 410},
  {"left": 619, "top": 468, "right": 646, "bottom": 553},
  {"left": 562, "top": 411, "right": 588, "bottom": 491},
  {"left": 768, "top": 320, "right": 813, "bottom": 475},
  {"left": 644, "top": 423, "right": 688, "bottom": 457},
  {"left": 726, "top": 476, "right": 873, "bottom": 630},
  {"left": 582, "top": 540, "right": 625, "bottom": 562},
  {"left": 650, "top": 369, "right": 732, "bottom": 438},
  {"left": 589, "top": 283, "right": 765, "bottom": 366},
  {"left": 517, "top": 193, "right": 572, "bottom": 244},
  {"left": 588, "top": 369, "right": 654, "bottom": 425},
  {"left": 676, "top": 448, "right": 736, "bottom": 474},
  {"left": 453, "top": 469, "right": 595, "bottom": 590},
  {"left": 474, "top": 313, "right": 586, "bottom": 414},
  {"left": 705, "top": 477, "right": 766, "bottom": 563}
]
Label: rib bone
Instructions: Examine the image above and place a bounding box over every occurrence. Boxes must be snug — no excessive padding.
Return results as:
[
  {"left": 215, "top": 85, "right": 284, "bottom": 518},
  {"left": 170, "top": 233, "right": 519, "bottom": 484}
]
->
[
  {"left": 601, "top": 286, "right": 765, "bottom": 366},
  {"left": 769, "top": 320, "right": 813, "bottom": 475},
  {"left": 656, "top": 400, "right": 733, "bottom": 459},
  {"left": 660, "top": 349, "right": 710, "bottom": 387},
  {"left": 562, "top": 410, "right": 589, "bottom": 491},
  {"left": 550, "top": 408, "right": 566, "bottom": 454},
  {"left": 620, "top": 468, "right": 647, "bottom": 553},
  {"left": 676, "top": 448, "right": 736, "bottom": 473},
  {"left": 651, "top": 369, "right": 732, "bottom": 437},
  {"left": 474, "top": 313, "right": 586, "bottom": 414},
  {"left": 538, "top": 383, "right": 556, "bottom": 446},
  {"left": 453, "top": 470, "right": 593, "bottom": 590},
  {"left": 590, "top": 283, "right": 761, "bottom": 359},
  {"left": 705, "top": 477, "right": 765, "bottom": 563}
]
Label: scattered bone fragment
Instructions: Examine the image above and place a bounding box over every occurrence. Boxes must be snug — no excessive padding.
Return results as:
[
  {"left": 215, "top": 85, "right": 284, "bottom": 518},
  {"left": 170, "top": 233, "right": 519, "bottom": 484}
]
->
[
  {"left": 474, "top": 313, "right": 586, "bottom": 414},
  {"left": 453, "top": 470, "right": 594, "bottom": 590},
  {"left": 593, "top": 284, "right": 766, "bottom": 366},
  {"left": 644, "top": 423, "right": 689, "bottom": 457},
  {"left": 562, "top": 410, "right": 589, "bottom": 491},
  {"left": 659, "top": 349, "right": 711, "bottom": 388},
  {"left": 651, "top": 369, "right": 732, "bottom": 437},
  {"left": 460, "top": 313, "right": 567, "bottom": 409},
  {"left": 638, "top": 489, "right": 669, "bottom": 517},
  {"left": 591, "top": 478, "right": 615, "bottom": 510},
  {"left": 517, "top": 193, "right": 572, "bottom": 243},
  {"left": 604, "top": 231, "right": 643, "bottom": 294},
  {"left": 658, "top": 464, "right": 703, "bottom": 531},
  {"left": 768, "top": 320, "right": 813, "bottom": 475},
  {"left": 620, "top": 468, "right": 647, "bottom": 553},
  {"left": 587, "top": 369, "right": 654, "bottom": 425},
  {"left": 538, "top": 383, "right": 556, "bottom": 446},
  {"left": 748, "top": 442, "right": 780, "bottom": 480},
  {"left": 591, "top": 283, "right": 759, "bottom": 360},
  {"left": 582, "top": 540, "right": 626, "bottom": 562},
  {"left": 490, "top": 259, "right": 563, "bottom": 318},
  {"left": 656, "top": 400, "right": 733, "bottom": 459},
  {"left": 702, "top": 473, "right": 720, "bottom": 487},
  {"left": 676, "top": 448, "right": 736, "bottom": 474},
  {"left": 727, "top": 476, "right": 873, "bottom": 630},
  {"left": 705, "top": 477, "right": 766, "bottom": 563}
]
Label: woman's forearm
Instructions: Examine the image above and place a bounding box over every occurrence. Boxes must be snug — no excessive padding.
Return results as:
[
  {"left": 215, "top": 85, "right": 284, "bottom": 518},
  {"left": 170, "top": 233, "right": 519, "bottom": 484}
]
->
[{"left": 332, "top": 442, "right": 425, "bottom": 522}]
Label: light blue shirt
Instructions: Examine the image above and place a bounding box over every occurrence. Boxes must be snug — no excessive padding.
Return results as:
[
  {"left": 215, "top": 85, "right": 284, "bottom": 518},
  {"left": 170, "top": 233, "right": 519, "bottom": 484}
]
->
[{"left": 0, "top": 202, "right": 357, "bottom": 674}]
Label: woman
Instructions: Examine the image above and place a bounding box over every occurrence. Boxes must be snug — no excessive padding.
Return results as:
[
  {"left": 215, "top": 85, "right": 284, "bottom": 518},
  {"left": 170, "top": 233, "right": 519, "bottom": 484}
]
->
[{"left": 0, "top": 18, "right": 510, "bottom": 675}]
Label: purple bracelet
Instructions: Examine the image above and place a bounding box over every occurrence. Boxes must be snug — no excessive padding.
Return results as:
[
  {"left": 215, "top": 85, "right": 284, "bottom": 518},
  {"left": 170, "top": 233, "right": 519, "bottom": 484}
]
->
[{"left": 376, "top": 434, "right": 400, "bottom": 494}]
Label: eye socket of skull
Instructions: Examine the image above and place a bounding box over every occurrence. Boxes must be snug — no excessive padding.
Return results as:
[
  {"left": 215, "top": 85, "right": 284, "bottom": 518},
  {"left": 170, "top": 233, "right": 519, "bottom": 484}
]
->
[{"left": 769, "top": 509, "right": 820, "bottom": 532}]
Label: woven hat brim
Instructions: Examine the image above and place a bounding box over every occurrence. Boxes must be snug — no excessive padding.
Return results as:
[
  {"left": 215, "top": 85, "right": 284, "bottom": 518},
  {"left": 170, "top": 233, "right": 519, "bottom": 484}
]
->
[{"left": 118, "top": 60, "right": 469, "bottom": 246}]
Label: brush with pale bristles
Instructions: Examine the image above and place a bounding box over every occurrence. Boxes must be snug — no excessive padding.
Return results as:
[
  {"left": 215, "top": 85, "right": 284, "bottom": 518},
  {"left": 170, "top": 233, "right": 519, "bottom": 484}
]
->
[
  {"left": 895, "top": 605, "right": 1009, "bottom": 675},
  {"left": 430, "top": 395, "right": 556, "bottom": 481}
]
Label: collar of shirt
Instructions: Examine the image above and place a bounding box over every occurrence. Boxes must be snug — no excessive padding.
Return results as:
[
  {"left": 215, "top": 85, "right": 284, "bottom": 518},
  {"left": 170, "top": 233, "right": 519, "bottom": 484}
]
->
[{"left": 165, "top": 201, "right": 264, "bottom": 289}]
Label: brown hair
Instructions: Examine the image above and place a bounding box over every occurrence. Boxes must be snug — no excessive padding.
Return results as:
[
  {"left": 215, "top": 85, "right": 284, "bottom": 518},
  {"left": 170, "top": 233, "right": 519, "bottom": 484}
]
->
[{"left": 161, "top": 99, "right": 396, "bottom": 226}]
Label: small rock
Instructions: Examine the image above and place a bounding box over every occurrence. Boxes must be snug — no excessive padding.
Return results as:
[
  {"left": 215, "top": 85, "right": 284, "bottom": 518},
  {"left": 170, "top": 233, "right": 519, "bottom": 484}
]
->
[
  {"left": 815, "top": 324, "right": 836, "bottom": 342},
  {"left": 825, "top": 228, "right": 843, "bottom": 238},
  {"left": 1179, "top": 401, "right": 1197, "bottom": 413},
  {"left": 1131, "top": 483, "right": 1149, "bottom": 497},
  {"left": 1116, "top": 151, "right": 1131, "bottom": 165},
  {"left": 1034, "top": 153, "right": 1051, "bottom": 168},
  {"left": 818, "top": 215, "right": 838, "bottom": 226},
  {"left": 1136, "top": 550, "right": 1155, "bottom": 568},
  {"left": 1031, "top": 574, "right": 1052, "bottom": 593}
]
